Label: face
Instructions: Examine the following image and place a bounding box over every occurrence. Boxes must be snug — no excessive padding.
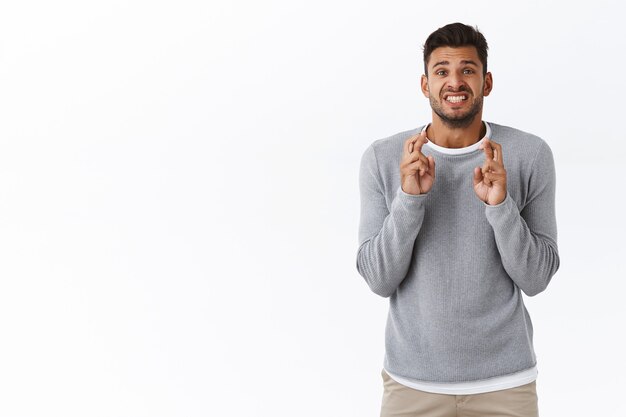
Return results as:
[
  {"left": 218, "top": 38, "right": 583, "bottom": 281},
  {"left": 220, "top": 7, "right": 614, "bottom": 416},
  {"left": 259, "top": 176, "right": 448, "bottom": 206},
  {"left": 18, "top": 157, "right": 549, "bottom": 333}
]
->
[{"left": 421, "top": 46, "right": 493, "bottom": 129}]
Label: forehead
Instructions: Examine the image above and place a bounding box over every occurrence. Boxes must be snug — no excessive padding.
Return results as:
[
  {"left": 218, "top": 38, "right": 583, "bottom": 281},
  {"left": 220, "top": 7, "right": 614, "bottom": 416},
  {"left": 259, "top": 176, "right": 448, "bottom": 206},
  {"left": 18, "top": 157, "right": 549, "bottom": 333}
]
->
[{"left": 427, "top": 46, "right": 481, "bottom": 68}]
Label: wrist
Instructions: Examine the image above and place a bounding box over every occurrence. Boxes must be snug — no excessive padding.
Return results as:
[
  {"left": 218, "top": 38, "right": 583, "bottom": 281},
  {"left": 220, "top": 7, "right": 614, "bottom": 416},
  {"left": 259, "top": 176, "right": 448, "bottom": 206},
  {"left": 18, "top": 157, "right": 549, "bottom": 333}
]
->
[{"left": 486, "top": 192, "right": 507, "bottom": 207}]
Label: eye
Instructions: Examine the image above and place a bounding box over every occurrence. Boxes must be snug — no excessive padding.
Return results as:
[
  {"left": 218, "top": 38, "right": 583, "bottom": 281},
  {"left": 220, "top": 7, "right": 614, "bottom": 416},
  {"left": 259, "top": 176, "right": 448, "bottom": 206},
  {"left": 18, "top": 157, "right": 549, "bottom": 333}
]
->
[
  {"left": 436, "top": 70, "right": 446, "bottom": 76},
  {"left": 463, "top": 69, "right": 474, "bottom": 74}
]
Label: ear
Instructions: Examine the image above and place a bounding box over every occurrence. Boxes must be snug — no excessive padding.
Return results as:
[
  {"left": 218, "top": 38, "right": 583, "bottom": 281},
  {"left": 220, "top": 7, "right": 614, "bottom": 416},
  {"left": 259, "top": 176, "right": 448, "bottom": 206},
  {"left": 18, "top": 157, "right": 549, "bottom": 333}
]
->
[
  {"left": 420, "top": 74, "right": 430, "bottom": 98},
  {"left": 483, "top": 72, "right": 493, "bottom": 97}
]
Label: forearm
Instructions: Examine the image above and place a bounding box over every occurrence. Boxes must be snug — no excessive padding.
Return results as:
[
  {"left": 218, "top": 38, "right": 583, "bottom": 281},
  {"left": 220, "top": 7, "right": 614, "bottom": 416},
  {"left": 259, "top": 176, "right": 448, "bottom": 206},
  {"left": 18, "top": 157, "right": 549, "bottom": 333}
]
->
[
  {"left": 485, "top": 194, "right": 560, "bottom": 296},
  {"left": 356, "top": 186, "right": 427, "bottom": 297}
]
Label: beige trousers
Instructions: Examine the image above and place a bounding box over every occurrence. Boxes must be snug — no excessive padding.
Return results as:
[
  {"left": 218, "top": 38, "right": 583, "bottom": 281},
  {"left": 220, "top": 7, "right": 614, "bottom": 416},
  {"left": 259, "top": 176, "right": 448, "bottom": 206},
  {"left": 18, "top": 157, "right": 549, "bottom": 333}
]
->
[{"left": 381, "top": 369, "right": 539, "bottom": 417}]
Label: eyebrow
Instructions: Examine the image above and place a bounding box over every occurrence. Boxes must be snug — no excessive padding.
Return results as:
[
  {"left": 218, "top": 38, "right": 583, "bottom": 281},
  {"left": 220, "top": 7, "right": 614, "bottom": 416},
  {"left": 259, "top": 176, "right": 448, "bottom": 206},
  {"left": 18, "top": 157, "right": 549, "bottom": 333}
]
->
[{"left": 432, "top": 60, "right": 479, "bottom": 68}]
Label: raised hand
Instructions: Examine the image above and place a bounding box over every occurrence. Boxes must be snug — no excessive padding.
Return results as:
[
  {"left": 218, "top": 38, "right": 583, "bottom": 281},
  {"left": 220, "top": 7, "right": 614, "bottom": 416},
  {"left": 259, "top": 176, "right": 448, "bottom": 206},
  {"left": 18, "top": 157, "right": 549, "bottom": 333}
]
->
[
  {"left": 400, "top": 130, "right": 436, "bottom": 195},
  {"left": 473, "top": 138, "right": 507, "bottom": 205}
]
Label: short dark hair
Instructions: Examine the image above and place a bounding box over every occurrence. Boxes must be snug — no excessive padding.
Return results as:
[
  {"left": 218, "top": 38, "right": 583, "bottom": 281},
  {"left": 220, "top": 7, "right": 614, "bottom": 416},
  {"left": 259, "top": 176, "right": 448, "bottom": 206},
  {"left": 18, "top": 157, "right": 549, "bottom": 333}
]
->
[{"left": 422, "top": 23, "right": 489, "bottom": 76}]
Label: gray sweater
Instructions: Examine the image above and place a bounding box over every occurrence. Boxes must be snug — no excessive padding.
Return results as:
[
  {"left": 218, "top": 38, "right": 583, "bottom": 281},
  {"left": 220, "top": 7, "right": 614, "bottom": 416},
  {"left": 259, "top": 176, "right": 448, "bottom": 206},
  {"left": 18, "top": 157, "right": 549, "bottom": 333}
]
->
[{"left": 356, "top": 121, "right": 560, "bottom": 383}]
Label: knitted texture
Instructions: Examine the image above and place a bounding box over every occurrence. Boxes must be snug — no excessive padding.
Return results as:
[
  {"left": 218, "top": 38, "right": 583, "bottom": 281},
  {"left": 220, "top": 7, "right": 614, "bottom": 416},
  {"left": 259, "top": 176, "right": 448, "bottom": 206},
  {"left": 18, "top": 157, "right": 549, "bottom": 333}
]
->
[{"left": 356, "top": 121, "right": 560, "bottom": 383}]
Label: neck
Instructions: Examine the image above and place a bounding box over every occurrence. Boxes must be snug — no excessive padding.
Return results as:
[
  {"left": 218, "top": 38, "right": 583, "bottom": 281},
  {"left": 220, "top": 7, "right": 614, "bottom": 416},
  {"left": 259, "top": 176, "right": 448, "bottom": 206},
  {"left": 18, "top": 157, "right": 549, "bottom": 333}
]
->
[{"left": 426, "top": 115, "right": 486, "bottom": 149}]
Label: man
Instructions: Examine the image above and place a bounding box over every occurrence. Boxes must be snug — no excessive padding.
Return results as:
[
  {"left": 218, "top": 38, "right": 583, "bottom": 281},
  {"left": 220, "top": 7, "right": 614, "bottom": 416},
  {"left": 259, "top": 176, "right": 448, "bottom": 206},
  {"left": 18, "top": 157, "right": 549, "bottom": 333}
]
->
[{"left": 356, "top": 23, "right": 559, "bottom": 417}]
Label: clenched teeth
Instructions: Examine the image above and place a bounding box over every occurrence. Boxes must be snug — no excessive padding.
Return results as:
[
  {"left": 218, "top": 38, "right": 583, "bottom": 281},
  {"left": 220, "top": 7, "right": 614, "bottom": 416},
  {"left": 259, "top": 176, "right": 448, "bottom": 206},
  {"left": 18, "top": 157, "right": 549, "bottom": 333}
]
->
[{"left": 446, "top": 95, "right": 467, "bottom": 103}]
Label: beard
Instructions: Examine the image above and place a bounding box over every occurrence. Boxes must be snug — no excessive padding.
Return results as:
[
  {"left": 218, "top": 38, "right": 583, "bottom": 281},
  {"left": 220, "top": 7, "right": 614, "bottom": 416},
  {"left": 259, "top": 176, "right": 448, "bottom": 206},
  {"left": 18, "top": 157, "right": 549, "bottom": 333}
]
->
[{"left": 429, "top": 86, "right": 484, "bottom": 129}]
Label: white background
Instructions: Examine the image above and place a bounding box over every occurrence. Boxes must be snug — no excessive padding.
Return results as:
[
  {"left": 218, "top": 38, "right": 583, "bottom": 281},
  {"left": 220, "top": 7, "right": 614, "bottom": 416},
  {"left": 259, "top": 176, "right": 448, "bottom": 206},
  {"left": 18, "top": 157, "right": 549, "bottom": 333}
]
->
[{"left": 0, "top": 1, "right": 624, "bottom": 416}]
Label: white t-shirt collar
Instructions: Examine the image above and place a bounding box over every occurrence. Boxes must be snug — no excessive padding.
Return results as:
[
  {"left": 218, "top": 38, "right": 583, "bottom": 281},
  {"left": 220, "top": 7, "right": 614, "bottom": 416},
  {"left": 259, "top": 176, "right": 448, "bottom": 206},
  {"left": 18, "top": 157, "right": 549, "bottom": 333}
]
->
[{"left": 421, "top": 121, "right": 491, "bottom": 155}]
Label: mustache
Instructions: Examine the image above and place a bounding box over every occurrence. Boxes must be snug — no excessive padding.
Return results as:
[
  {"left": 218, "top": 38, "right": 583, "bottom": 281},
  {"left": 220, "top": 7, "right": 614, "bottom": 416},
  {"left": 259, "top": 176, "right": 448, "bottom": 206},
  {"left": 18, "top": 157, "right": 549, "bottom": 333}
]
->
[{"left": 441, "top": 86, "right": 473, "bottom": 96}]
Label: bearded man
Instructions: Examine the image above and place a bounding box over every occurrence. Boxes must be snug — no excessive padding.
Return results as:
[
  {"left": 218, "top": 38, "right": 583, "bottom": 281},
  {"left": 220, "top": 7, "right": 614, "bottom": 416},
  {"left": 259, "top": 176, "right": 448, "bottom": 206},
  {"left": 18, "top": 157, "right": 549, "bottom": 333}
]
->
[{"left": 356, "top": 22, "right": 560, "bottom": 417}]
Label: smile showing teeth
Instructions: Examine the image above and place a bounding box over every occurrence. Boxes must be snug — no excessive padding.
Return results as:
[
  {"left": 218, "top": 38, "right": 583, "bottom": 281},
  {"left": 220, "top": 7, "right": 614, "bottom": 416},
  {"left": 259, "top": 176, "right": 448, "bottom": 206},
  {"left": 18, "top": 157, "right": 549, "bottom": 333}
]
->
[{"left": 446, "top": 95, "right": 467, "bottom": 103}]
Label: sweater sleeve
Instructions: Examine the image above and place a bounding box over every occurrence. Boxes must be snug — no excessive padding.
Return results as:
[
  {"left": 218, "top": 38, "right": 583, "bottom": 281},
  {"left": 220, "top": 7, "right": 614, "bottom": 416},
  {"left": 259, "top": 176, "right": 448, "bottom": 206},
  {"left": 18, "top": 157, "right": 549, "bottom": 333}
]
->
[
  {"left": 356, "top": 144, "right": 428, "bottom": 297},
  {"left": 484, "top": 141, "right": 560, "bottom": 296}
]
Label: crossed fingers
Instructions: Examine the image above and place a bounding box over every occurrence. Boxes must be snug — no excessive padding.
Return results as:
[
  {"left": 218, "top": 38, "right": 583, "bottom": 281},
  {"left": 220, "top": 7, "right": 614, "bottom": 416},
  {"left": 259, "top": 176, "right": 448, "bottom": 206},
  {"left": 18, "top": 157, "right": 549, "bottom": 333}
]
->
[
  {"left": 404, "top": 131, "right": 430, "bottom": 176},
  {"left": 478, "top": 138, "right": 505, "bottom": 186}
]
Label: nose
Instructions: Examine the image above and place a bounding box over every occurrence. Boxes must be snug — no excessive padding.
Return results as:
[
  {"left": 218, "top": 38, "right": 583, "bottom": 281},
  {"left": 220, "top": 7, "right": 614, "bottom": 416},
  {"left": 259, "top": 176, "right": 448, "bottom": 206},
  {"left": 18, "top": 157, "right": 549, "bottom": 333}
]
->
[{"left": 446, "top": 72, "right": 466, "bottom": 91}]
